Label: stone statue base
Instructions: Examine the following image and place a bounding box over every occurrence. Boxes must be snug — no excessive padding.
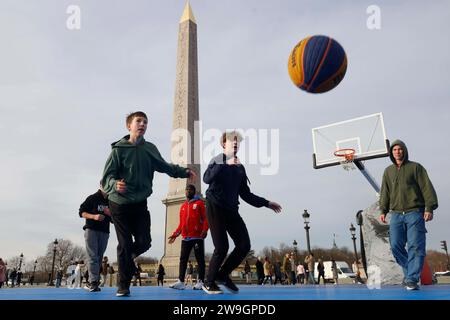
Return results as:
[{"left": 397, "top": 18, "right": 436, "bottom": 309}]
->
[{"left": 362, "top": 202, "right": 404, "bottom": 285}]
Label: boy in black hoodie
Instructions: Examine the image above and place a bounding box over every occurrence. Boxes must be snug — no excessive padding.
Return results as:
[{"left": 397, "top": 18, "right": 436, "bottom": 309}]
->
[
  {"left": 202, "top": 131, "right": 281, "bottom": 294},
  {"left": 79, "top": 183, "right": 112, "bottom": 292}
]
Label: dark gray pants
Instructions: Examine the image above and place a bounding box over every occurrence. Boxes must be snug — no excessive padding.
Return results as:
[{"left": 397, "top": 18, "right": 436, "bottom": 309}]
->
[{"left": 84, "top": 229, "right": 109, "bottom": 283}]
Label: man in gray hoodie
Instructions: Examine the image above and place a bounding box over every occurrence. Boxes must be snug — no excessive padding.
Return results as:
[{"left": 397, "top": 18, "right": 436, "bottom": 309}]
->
[{"left": 379, "top": 140, "right": 438, "bottom": 290}]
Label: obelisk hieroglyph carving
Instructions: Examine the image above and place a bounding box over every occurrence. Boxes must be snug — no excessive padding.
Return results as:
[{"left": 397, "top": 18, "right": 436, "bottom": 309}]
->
[{"left": 161, "top": 2, "right": 201, "bottom": 278}]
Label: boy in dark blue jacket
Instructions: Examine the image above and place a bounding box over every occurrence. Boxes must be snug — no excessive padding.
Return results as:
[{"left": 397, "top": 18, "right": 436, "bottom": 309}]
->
[{"left": 202, "top": 131, "right": 281, "bottom": 294}]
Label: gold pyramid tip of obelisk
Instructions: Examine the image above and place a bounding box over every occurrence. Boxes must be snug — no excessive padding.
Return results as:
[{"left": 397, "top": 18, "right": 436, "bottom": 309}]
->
[{"left": 180, "top": 1, "right": 196, "bottom": 23}]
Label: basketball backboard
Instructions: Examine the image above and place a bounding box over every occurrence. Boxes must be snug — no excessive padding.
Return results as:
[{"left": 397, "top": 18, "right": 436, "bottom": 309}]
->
[{"left": 312, "top": 113, "right": 389, "bottom": 169}]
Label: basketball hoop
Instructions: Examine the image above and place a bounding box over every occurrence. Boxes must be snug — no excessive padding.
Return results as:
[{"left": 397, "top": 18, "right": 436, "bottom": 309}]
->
[{"left": 334, "top": 148, "right": 356, "bottom": 171}]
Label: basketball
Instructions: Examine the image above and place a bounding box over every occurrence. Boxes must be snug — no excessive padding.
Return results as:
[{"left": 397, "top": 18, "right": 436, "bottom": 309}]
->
[{"left": 288, "top": 35, "right": 347, "bottom": 94}]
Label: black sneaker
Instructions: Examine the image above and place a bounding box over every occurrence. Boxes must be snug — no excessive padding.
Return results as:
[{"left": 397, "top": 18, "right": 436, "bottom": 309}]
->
[
  {"left": 216, "top": 274, "right": 239, "bottom": 294},
  {"left": 116, "top": 287, "right": 130, "bottom": 297},
  {"left": 89, "top": 282, "right": 101, "bottom": 292},
  {"left": 116, "top": 283, "right": 130, "bottom": 297},
  {"left": 202, "top": 282, "right": 223, "bottom": 294},
  {"left": 405, "top": 282, "right": 419, "bottom": 291}
]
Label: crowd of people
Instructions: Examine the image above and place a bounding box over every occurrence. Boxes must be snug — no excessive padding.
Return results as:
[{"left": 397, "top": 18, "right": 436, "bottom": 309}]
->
[{"left": 246, "top": 253, "right": 343, "bottom": 285}]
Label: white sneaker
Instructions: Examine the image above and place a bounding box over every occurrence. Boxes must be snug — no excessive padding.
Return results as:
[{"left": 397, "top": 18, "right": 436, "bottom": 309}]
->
[
  {"left": 193, "top": 280, "right": 204, "bottom": 290},
  {"left": 169, "top": 280, "right": 186, "bottom": 290}
]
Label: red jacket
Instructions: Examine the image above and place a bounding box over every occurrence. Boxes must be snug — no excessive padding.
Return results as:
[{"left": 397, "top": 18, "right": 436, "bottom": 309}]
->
[{"left": 171, "top": 196, "right": 208, "bottom": 239}]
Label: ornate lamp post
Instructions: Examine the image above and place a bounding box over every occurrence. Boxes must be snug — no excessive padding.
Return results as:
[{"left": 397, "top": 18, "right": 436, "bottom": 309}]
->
[
  {"left": 293, "top": 240, "right": 298, "bottom": 263},
  {"left": 441, "top": 240, "right": 450, "bottom": 270},
  {"left": 350, "top": 224, "right": 359, "bottom": 264},
  {"left": 48, "top": 239, "right": 58, "bottom": 286},
  {"left": 32, "top": 259, "right": 37, "bottom": 285},
  {"left": 356, "top": 210, "right": 367, "bottom": 275},
  {"left": 302, "top": 210, "right": 311, "bottom": 253},
  {"left": 18, "top": 253, "right": 24, "bottom": 271}
]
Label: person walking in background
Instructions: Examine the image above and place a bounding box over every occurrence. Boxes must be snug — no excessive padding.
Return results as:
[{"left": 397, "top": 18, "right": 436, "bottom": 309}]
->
[
  {"left": 4, "top": 264, "right": 9, "bottom": 288},
  {"left": 289, "top": 253, "right": 296, "bottom": 285},
  {"left": 317, "top": 259, "right": 325, "bottom": 285},
  {"left": 55, "top": 268, "right": 63, "bottom": 288},
  {"left": 0, "top": 259, "right": 6, "bottom": 289},
  {"left": 136, "top": 263, "right": 142, "bottom": 286},
  {"left": 108, "top": 264, "right": 115, "bottom": 287},
  {"left": 67, "top": 261, "right": 83, "bottom": 289},
  {"left": 10, "top": 268, "right": 17, "bottom": 288},
  {"left": 331, "top": 259, "right": 339, "bottom": 285},
  {"left": 303, "top": 263, "right": 309, "bottom": 285},
  {"left": 282, "top": 253, "right": 291, "bottom": 285},
  {"left": 297, "top": 262, "right": 305, "bottom": 284},
  {"left": 255, "top": 257, "right": 264, "bottom": 285},
  {"left": 243, "top": 260, "right": 252, "bottom": 284},
  {"left": 379, "top": 140, "right": 438, "bottom": 291},
  {"left": 16, "top": 270, "right": 22, "bottom": 287},
  {"left": 263, "top": 257, "right": 273, "bottom": 285},
  {"left": 29, "top": 274, "right": 35, "bottom": 286},
  {"left": 304, "top": 253, "right": 315, "bottom": 284},
  {"left": 156, "top": 264, "right": 165, "bottom": 286},
  {"left": 100, "top": 256, "right": 109, "bottom": 287},
  {"left": 274, "top": 261, "right": 283, "bottom": 285},
  {"left": 185, "top": 261, "right": 194, "bottom": 286}
]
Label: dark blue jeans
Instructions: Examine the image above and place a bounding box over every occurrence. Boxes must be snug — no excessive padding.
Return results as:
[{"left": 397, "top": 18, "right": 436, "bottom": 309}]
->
[{"left": 389, "top": 211, "right": 426, "bottom": 284}]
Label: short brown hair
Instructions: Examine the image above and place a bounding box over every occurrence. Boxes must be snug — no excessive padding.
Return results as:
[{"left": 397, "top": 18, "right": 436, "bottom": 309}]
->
[
  {"left": 126, "top": 111, "right": 148, "bottom": 127},
  {"left": 221, "top": 130, "right": 243, "bottom": 146}
]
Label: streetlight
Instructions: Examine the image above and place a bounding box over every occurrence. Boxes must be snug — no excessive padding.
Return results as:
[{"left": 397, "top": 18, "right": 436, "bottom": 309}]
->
[
  {"left": 302, "top": 209, "right": 311, "bottom": 253},
  {"left": 32, "top": 259, "right": 37, "bottom": 285},
  {"left": 441, "top": 240, "right": 450, "bottom": 270},
  {"left": 48, "top": 239, "right": 58, "bottom": 286},
  {"left": 18, "top": 253, "right": 24, "bottom": 271},
  {"left": 350, "top": 223, "right": 359, "bottom": 265},
  {"left": 356, "top": 210, "right": 367, "bottom": 275}
]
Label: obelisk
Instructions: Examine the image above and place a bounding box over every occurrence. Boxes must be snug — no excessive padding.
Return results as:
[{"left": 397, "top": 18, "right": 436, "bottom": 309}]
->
[{"left": 161, "top": 2, "right": 201, "bottom": 278}]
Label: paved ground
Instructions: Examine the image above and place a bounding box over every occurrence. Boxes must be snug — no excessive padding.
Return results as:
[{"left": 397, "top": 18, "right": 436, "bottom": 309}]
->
[{"left": 1, "top": 284, "right": 449, "bottom": 300}]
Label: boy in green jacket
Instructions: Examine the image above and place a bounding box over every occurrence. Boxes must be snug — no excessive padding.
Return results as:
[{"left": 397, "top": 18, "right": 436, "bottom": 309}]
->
[
  {"left": 379, "top": 140, "right": 438, "bottom": 290},
  {"left": 102, "top": 111, "right": 196, "bottom": 297}
]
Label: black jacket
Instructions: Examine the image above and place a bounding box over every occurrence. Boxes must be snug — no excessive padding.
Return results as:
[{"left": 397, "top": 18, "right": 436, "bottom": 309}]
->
[
  {"left": 203, "top": 154, "right": 269, "bottom": 212},
  {"left": 79, "top": 190, "right": 112, "bottom": 233}
]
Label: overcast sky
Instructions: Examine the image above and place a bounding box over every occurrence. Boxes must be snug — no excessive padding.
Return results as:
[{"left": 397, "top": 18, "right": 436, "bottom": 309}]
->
[{"left": 1, "top": 0, "right": 449, "bottom": 265}]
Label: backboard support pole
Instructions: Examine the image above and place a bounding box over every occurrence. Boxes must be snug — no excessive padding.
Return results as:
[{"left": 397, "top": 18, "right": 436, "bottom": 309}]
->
[{"left": 354, "top": 160, "right": 380, "bottom": 194}]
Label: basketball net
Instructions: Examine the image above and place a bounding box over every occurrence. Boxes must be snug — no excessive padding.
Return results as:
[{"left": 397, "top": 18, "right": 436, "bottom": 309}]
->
[
  {"left": 340, "top": 159, "right": 356, "bottom": 171},
  {"left": 334, "top": 149, "right": 356, "bottom": 171}
]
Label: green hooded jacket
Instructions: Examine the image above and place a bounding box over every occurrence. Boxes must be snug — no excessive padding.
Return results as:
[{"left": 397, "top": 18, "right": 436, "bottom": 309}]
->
[
  {"left": 101, "top": 135, "right": 189, "bottom": 205},
  {"left": 379, "top": 140, "right": 438, "bottom": 214}
]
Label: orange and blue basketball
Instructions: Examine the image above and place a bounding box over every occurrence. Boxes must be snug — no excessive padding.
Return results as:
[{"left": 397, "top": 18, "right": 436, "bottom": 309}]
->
[{"left": 288, "top": 35, "right": 347, "bottom": 94}]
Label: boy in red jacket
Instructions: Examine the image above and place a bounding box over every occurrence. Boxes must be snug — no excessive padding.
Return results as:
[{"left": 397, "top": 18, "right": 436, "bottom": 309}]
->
[{"left": 168, "top": 184, "right": 208, "bottom": 290}]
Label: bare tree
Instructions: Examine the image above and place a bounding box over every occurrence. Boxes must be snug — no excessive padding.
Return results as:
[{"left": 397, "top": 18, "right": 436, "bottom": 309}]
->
[
  {"left": 43, "top": 239, "right": 86, "bottom": 273},
  {"left": 7, "top": 256, "right": 21, "bottom": 270}
]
